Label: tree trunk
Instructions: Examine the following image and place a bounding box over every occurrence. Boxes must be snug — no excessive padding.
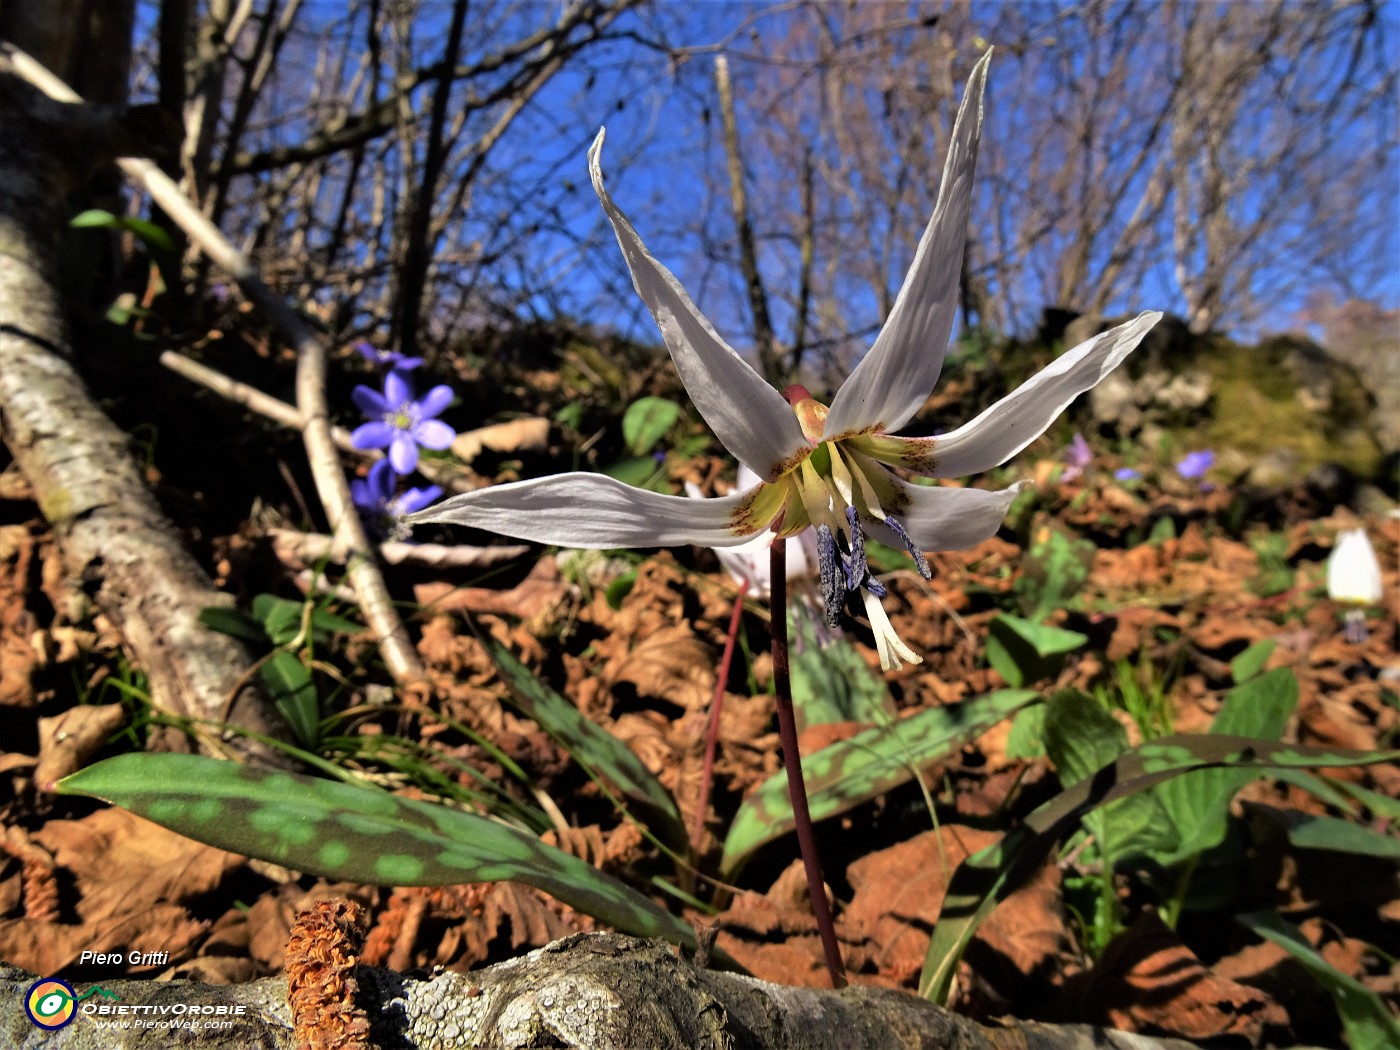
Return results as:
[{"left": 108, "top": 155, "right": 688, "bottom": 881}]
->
[{"left": 0, "top": 62, "right": 292, "bottom": 766}]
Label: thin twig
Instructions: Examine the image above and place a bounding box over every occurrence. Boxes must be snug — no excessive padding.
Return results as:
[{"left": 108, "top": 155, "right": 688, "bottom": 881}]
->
[
  {"left": 3, "top": 43, "right": 423, "bottom": 685},
  {"left": 769, "top": 539, "right": 847, "bottom": 989}
]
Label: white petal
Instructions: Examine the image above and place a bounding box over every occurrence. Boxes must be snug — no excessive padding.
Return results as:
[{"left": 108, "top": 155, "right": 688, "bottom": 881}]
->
[
  {"left": 406, "top": 472, "right": 758, "bottom": 549},
  {"left": 1328, "top": 528, "right": 1383, "bottom": 605},
  {"left": 883, "top": 479, "right": 1027, "bottom": 551},
  {"left": 824, "top": 50, "right": 992, "bottom": 439},
  {"left": 929, "top": 311, "right": 1161, "bottom": 478},
  {"left": 589, "top": 131, "right": 805, "bottom": 480}
]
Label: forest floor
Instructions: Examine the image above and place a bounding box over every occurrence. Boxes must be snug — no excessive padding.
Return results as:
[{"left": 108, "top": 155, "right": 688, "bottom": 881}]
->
[{"left": 0, "top": 334, "right": 1396, "bottom": 1048}]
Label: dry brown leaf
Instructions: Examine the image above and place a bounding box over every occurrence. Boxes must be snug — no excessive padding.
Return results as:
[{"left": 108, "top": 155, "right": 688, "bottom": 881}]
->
[
  {"left": 609, "top": 624, "right": 715, "bottom": 712},
  {"left": 1061, "top": 912, "right": 1287, "bottom": 1042},
  {"left": 450, "top": 417, "right": 549, "bottom": 463},
  {"left": 414, "top": 556, "right": 568, "bottom": 620},
  {"left": 35, "top": 703, "right": 126, "bottom": 787}
]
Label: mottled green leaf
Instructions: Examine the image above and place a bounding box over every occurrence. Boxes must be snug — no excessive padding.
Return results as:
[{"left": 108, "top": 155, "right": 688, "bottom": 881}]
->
[
  {"left": 721, "top": 689, "right": 1037, "bottom": 878},
  {"left": 1237, "top": 911, "right": 1400, "bottom": 1050},
  {"left": 621, "top": 397, "right": 680, "bottom": 456},
  {"left": 483, "top": 635, "right": 685, "bottom": 845},
  {"left": 1277, "top": 811, "right": 1400, "bottom": 859},
  {"left": 1015, "top": 529, "right": 1095, "bottom": 622},
  {"left": 58, "top": 754, "right": 705, "bottom": 954},
  {"left": 919, "top": 735, "right": 1400, "bottom": 1004},
  {"left": 790, "top": 617, "right": 895, "bottom": 734}
]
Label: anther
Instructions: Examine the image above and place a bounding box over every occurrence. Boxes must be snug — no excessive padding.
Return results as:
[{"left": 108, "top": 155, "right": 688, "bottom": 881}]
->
[
  {"left": 845, "top": 507, "right": 870, "bottom": 593},
  {"left": 883, "top": 515, "right": 931, "bottom": 579},
  {"left": 816, "top": 524, "right": 843, "bottom": 629}
]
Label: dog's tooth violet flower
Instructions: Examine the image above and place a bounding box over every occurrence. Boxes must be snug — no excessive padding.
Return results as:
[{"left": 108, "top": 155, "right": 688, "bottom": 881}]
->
[
  {"left": 350, "top": 371, "right": 456, "bottom": 474},
  {"left": 1328, "top": 527, "right": 1383, "bottom": 643},
  {"left": 408, "top": 50, "right": 1161, "bottom": 670}
]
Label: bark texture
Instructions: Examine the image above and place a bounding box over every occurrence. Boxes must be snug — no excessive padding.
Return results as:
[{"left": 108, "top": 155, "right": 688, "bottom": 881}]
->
[
  {"left": 1, "top": 933, "right": 1200, "bottom": 1050},
  {"left": 0, "top": 73, "right": 291, "bottom": 765}
]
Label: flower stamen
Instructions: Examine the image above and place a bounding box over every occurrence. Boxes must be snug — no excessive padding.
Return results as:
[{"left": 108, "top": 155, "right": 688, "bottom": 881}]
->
[{"left": 883, "top": 515, "right": 932, "bottom": 579}]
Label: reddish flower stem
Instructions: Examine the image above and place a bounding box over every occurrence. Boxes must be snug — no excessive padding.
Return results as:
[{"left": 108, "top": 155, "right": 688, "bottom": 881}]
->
[
  {"left": 769, "top": 539, "right": 848, "bottom": 989},
  {"left": 692, "top": 578, "right": 749, "bottom": 853}
]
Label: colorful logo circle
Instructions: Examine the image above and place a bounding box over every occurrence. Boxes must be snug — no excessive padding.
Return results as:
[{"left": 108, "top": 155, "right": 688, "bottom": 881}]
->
[{"left": 25, "top": 978, "right": 78, "bottom": 1030}]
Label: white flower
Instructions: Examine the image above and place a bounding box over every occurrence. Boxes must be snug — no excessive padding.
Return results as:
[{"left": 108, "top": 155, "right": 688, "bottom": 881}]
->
[
  {"left": 1328, "top": 528, "right": 1383, "bottom": 605},
  {"left": 408, "top": 50, "right": 1161, "bottom": 670}
]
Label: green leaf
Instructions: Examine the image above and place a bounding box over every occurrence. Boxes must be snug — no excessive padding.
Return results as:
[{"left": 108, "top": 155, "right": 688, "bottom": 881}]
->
[
  {"left": 1015, "top": 530, "right": 1096, "bottom": 622},
  {"left": 604, "top": 570, "right": 637, "bottom": 611},
  {"left": 71, "top": 209, "right": 176, "bottom": 255},
  {"left": 918, "top": 734, "right": 1400, "bottom": 1005},
  {"left": 1236, "top": 911, "right": 1400, "bottom": 1050},
  {"left": 1152, "top": 668, "right": 1298, "bottom": 863},
  {"left": 1043, "top": 690, "right": 1172, "bottom": 865},
  {"left": 602, "top": 456, "right": 669, "bottom": 492},
  {"left": 252, "top": 594, "right": 304, "bottom": 646},
  {"left": 1229, "top": 639, "right": 1276, "bottom": 683},
  {"left": 721, "top": 689, "right": 1037, "bottom": 878},
  {"left": 1003, "top": 703, "right": 1047, "bottom": 760},
  {"left": 1278, "top": 811, "right": 1400, "bottom": 859},
  {"left": 789, "top": 616, "right": 896, "bottom": 734},
  {"left": 198, "top": 605, "right": 266, "bottom": 645},
  {"left": 482, "top": 635, "right": 685, "bottom": 845},
  {"left": 259, "top": 651, "right": 319, "bottom": 747},
  {"left": 621, "top": 397, "right": 680, "bottom": 456},
  {"left": 986, "top": 614, "right": 1086, "bottom": 687},
  {"left": 57, "top": 754, "right": 710, "bottom": 956}
]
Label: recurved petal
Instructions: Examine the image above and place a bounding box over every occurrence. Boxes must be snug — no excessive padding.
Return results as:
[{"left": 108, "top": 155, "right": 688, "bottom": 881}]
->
[
  {"left": 588, "top": 130, "right": 806, "bottom": 481},
  {"left": 881, "top": 479, "right": 1026, "bottom": 551},
  {"left": 406, "top": 471, "right": 759, "bottom": 549},
  {"left": 927, "top": 311, "right": 1161, "bottom": 479},
  {"left": 824, "top": 49, "right": 991, "bottom": 440}
]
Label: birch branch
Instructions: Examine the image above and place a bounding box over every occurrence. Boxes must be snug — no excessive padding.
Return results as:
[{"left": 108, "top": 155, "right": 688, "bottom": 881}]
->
[{"left": 0, "top": 43, "right": 424, "bottom": 684}]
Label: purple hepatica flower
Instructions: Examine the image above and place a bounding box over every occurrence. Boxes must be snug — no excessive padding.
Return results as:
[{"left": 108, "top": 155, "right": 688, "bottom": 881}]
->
[
  {"left": 1062, "top": 432, "right": 1093, "bottom": 482},
  {"left": 1176, "top": 449, "right": 1214, "bottom": 480},
  {"left": 351, "top": 371, "right": 456, "bottom": 474},
  {"left": 351, "top": 460, "right": 443, "bottom": 541},
  {"left": 1114, "top": 467, "right": 1142, "bottom": 482},
  {"left": 355, "top": 340, "right": 424, "bottom": 373}
]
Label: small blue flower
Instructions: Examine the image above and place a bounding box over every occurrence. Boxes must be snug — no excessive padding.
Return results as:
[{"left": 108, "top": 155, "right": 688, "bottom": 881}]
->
[
  {"left": 1062, "top": 432, "right": 1093, "bottom": 481},
  {"left": 351, "top": 460, "right": 443, "bottom": 541},
  {"left": 1114, "top": 467, "right": 1141, "bottom": 482},
  {"left": 351, "top": 371, "right": 456, "bottom": 473},
  {"left": 355, "top": 340, "right": 424, "bottom": 373},
  {"left": 1176, "top": 449, "right": 1214, "bottom": 479}
]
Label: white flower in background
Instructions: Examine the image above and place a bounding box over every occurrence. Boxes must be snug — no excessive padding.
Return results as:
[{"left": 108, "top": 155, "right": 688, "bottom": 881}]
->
[
  {"left": 1328, "top": 527, "right": 1384, "bottom": 643},
  {"left": 686, "top": 465, "right": 819, "bottom": 601},
  {"left": 408, "top": 50, "right": 1161, "bottom": 670}
]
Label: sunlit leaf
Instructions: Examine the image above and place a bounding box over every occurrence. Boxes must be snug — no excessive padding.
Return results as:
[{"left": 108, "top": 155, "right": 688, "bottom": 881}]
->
[
  {"left": 58, "top": 754, "right": 710, "bottom": 956},
  {"left": 1043, "top": 690, "right": 1172, "bottom": 865},
  {"left": 621, "top": 396, "right": 680, "bottom": 456},
  {"left": 918, "top": 735, "right": 1400, "bottom": 1004},
  {"left": 1275, "top": 810, "right": 1400, "bottom": 859},
  {"left": 985, "top": 614, "right": 1086, "bottom": 687},
  {"left": 1228, "top": 638, "right": 1276, "bottom": 683},
  {"left": 1236, "top": 910, "right": 1400, "bottom": 1050},
  {"left": 720, "top": 689, "right": 1037, "bottom": 878},
  {"left": 1152, "top": 668, "right": 1297, "bottom": 863}
]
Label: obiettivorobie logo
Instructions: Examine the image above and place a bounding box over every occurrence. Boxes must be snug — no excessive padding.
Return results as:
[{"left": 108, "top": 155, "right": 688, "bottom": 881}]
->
[{"left": 23, "top": 978, "right": 119, "bottom": 1031}]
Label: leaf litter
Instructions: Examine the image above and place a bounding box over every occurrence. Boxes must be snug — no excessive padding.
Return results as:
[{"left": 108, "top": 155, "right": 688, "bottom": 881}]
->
[{"left": 0, "top": 401, "right": 1396, "bottom": 1046}]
